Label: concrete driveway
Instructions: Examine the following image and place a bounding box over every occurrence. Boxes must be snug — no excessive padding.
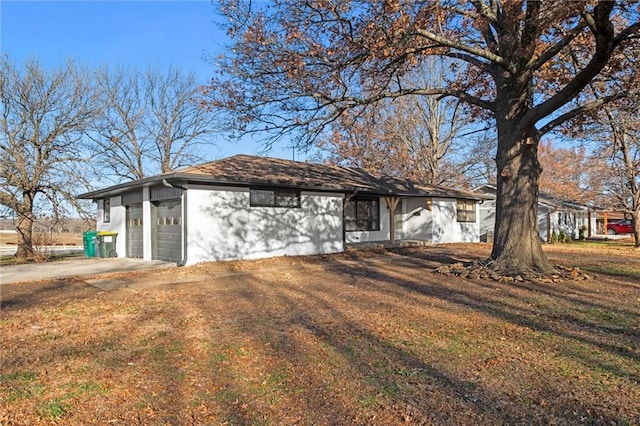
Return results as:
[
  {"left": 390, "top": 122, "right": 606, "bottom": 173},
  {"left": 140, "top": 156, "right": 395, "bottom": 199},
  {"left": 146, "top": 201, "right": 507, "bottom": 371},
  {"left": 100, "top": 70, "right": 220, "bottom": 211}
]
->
[{"left": 0, "top": 257, "right": 175, "bottom": 285}]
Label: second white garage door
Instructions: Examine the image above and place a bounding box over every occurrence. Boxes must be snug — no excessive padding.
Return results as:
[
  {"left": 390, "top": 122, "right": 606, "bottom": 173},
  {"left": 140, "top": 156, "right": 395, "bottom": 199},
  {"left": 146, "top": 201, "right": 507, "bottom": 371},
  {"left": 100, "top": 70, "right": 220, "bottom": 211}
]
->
[{"left": 153, "top": 199, "right": 182, "bottom": 262}]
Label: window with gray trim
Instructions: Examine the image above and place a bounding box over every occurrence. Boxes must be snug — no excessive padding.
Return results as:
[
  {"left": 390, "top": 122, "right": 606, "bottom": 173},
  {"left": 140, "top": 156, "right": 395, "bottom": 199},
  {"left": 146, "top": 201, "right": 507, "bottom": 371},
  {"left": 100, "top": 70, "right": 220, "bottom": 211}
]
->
[
  {"left": 250, "top": 188, "right": 301, "bottom": 208},
  {"left": 345, "top": 196, "right": 380, "bottom": 231}
]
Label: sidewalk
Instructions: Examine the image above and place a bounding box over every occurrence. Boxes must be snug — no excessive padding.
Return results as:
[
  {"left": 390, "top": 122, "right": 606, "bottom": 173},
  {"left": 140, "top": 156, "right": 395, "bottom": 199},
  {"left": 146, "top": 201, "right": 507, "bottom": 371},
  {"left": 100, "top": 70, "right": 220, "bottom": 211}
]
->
[
  {"left": 587, "top": 233, "right": 631, "bottom": 241},
  {"left": 0, "top": 257, "right": 175, "bottom": 285}
]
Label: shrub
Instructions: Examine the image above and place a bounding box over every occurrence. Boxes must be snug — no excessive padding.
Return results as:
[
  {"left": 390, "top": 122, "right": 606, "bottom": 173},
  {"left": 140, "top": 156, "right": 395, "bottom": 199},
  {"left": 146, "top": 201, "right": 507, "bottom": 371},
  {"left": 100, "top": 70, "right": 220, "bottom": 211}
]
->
[
  {"left": 578, "top": 226, "right": 587, "bottom": 241},
  {"left": 559, "top": 230, "right": 567, "bottom": 243}
]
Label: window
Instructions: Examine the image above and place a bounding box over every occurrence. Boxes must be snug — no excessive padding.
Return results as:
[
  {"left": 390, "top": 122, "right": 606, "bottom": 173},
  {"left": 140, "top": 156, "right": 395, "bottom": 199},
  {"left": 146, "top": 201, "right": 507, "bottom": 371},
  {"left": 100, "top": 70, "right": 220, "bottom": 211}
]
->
[
  {"left": 250, "top": 188, "right": 301, "bottom": 208},
  {"left": 456, "top": 199, "right": 476, "bottom": 222},
  {"left": 345, "top": 196, "right": 380, "bottom": 231},
  {"left": 157, "top": 216, "right": 182, "bottom": 226},
  {"left": 276, "top": 190, "right": 301, "bottom": 207},
  {"left": 103, "top": 198, "right": 111, "bottom": 223}
]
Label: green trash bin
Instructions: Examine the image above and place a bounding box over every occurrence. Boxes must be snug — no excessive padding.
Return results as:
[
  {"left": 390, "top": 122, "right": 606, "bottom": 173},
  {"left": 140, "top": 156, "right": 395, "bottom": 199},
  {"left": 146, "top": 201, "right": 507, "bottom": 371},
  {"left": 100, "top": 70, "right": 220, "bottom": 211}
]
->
[
  {"left": 82, "top": 230, "right": 98, "bottom": 257},
  {"left": 96, "top": 231, "right": 118, "bottom": 258}
]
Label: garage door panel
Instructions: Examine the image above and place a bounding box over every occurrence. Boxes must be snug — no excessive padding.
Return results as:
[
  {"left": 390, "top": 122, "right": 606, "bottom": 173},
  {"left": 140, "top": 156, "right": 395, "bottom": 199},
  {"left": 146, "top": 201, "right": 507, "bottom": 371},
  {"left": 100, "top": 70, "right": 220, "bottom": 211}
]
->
[{"left": 154, "top": 200, "right": 182, "bottom": 262}]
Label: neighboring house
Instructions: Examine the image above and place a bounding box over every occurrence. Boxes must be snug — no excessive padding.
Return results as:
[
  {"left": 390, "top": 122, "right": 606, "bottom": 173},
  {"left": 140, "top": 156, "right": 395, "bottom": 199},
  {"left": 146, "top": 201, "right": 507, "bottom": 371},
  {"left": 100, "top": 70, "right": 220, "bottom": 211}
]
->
[
  {"left": 473, "top": 184, "right": 597, "bottom": 242},
  {"left": 78, "top": 155, "right": 484, "bottom": 265}
]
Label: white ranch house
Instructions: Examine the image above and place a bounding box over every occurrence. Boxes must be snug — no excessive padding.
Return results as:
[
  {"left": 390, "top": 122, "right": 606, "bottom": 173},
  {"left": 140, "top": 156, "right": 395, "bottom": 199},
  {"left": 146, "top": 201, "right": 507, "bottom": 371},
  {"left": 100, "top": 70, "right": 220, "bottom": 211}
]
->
[{"left": 79, "top": 155, "right": 484, "bottom": 265}]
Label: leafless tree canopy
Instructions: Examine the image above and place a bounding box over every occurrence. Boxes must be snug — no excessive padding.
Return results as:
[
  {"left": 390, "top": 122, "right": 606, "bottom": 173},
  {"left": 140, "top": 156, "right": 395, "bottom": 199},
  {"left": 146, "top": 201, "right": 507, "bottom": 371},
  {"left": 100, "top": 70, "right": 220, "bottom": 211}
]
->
[
  {"left": 0, "top": 57, "right": 96, "bottom": 258},
  {"left": 589, "top": 100, "right": 640, "bottom": 246},
  {"left": 91, "top": 66, "right": 218, "bottom": 182},
  {"left": 319, "top": 64, "right": 494, "bottom": 188}
]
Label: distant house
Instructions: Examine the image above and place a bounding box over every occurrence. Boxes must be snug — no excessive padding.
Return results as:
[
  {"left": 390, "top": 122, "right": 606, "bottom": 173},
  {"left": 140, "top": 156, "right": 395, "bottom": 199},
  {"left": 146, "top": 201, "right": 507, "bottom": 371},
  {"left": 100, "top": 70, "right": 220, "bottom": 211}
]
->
[
  {"left": 78, "top": 155, "right": 484, "bottom": 265},
  {"left": 473, "top": 184, "right": 597, "bottom": 242}
]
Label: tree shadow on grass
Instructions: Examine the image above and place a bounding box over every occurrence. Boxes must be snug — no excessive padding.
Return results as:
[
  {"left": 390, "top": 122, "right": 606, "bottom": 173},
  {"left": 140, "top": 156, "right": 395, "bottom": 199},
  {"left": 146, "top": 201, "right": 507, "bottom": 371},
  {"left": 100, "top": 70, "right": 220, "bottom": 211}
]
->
[
  {"left": 327, "top": 253, "right": 640, "bottom": 379},
  {"left": 2, "top": 248, "right": 638, "bottom": 424},
  {"left": 206, "top": 258, "right": 639, "bottom": 424},
  {"left": 191, "top": 272, "right": 505, "bottom": 424},
  {"left": 0, "top": 278, "right": 99, "bottom": 311}
]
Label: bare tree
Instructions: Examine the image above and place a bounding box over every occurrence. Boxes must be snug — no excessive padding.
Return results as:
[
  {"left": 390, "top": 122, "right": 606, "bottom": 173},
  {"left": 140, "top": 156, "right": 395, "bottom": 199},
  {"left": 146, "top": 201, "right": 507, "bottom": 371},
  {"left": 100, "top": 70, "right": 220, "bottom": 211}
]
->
[
  {"left": 0, "top": 57, "right": 95, "bottom": 258},
  {"left": 91, "top": 67, "right": 147, "bottom": 181},
  {"left": 537, "top": 140, "right": 607, "bottom": 205},
  {"left": 320, "top": 64, "right": 484, "bottom": 187},
  {"left": 91, "top": 66, "right": 217, "bottom": 182},
  {"left": 208, "top": 1, "right": 640, "bottom": 274},
  {"left": 593, "top": 102, "right": 640, "bottom": 247}
]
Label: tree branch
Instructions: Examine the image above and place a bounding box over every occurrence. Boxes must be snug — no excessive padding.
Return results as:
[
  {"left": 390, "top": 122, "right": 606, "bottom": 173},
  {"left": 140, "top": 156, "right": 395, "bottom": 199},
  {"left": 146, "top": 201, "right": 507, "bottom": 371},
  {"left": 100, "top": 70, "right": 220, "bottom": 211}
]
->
[
  {"left": 412, "top": 28, "right": 510, "bottom": 72},
  {"left": 524, "top": 1, "right": 617, "bottom": 129},
  {"left": 538, "top": 91, "right": 632, "bottom": 135}
]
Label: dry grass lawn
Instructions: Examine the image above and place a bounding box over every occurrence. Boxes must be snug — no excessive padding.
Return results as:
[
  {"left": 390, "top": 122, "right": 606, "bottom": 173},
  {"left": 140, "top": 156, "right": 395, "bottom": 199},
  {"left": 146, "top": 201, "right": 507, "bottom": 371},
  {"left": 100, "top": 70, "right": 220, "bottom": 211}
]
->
[
  {"left": 1, "top": 241, "right": 638, "bottom": 425},
  {"left": 0, "top": 232, "right": 83, "bottom": 247}
]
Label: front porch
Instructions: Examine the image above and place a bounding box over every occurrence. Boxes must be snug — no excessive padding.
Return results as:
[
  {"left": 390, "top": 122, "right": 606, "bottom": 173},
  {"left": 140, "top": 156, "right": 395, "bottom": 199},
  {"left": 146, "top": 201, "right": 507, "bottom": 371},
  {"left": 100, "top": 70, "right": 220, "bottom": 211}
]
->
[
  {"left": 344, "top": 195, "right": 480, "bottom": 246},
  {"left": 346, "top": 239, "right": 434, "bottom": 252}
]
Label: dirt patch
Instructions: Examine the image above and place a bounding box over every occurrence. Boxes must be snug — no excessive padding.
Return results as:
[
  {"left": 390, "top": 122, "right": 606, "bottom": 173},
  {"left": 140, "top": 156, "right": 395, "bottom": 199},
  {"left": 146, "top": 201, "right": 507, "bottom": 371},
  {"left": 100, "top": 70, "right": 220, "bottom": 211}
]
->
[{"left": 1, "top": 242, "right": 639, "bottom": 425}]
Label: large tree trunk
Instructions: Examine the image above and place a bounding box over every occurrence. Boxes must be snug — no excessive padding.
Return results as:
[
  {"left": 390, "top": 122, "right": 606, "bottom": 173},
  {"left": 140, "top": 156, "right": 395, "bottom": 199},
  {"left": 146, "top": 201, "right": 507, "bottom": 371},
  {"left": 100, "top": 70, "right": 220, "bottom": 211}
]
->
[
  {"left": 491, "top": 129, "right": 552, "bottom": 273},
  {"left": 14, "top": 198, "right": 37, "bottom": 259}
]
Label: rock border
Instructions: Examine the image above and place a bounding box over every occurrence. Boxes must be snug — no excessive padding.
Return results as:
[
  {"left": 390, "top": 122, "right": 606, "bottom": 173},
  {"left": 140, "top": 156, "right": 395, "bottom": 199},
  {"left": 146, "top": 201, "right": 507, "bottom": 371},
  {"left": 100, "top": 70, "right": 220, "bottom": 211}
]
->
[{"left": 434, "top": 261, "right": 592, "bottom": 284}]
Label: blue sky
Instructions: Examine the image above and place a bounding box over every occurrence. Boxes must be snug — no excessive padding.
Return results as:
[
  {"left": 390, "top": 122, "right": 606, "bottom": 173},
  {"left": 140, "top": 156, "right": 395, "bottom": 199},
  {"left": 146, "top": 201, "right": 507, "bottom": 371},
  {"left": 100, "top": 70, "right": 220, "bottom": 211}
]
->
[{"left": 0, "top": 0, "right": 298, "bottom": 160}]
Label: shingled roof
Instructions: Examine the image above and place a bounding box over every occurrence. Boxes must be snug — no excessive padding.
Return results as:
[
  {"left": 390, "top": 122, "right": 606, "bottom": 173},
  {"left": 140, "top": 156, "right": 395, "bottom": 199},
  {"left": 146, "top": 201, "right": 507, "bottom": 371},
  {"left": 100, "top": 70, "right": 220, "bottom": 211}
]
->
[
  {"left": 79, "top": 154, "right": 482, "bottom": 200},
  {"left": 178, "top": 154, "right": 383, "bottom": 192}
]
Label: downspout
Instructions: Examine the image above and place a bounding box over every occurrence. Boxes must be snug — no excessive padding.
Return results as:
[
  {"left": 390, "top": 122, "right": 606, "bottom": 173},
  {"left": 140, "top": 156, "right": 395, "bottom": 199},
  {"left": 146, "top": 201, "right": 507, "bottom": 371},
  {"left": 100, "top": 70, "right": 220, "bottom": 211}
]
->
[
  {"left": 178, "top": 188, "right": 188, "bottom": 267},
  {"left": 342, "top": 194, "right": 346, "bottom": 251},
  {"left": 162, "top": 179, "right": 188, "bottom": 267}
]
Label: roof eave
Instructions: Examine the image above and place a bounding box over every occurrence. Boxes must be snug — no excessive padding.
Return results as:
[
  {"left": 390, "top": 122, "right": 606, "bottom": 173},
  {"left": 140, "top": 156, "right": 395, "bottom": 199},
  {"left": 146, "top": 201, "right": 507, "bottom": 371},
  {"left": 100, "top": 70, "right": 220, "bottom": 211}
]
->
[
  {"left": 77, "top": 173, "right": 179, "bottom": 199},
  {"left": 78, "top": 171, "right": 488, "bottom": 201}
]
